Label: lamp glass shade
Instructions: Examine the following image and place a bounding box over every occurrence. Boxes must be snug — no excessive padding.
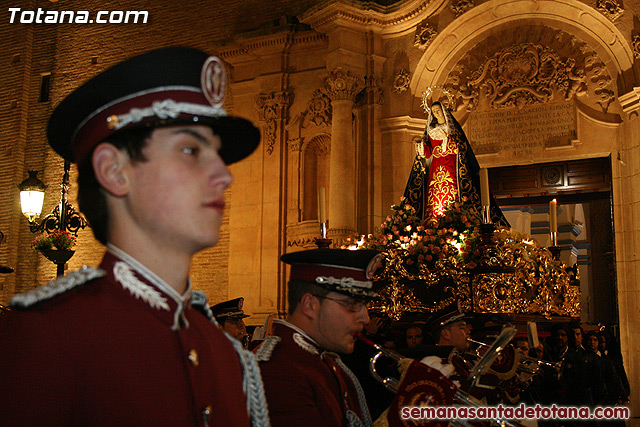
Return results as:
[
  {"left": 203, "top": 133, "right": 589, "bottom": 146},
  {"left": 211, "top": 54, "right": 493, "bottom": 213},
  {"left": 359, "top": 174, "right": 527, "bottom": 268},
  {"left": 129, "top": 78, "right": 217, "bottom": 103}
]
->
[
  {"left": 20, "top": 190, "right": 45, "bottom": 222},
  {"left": 17, "top": 170, "right": 47, "bottom": 222}
]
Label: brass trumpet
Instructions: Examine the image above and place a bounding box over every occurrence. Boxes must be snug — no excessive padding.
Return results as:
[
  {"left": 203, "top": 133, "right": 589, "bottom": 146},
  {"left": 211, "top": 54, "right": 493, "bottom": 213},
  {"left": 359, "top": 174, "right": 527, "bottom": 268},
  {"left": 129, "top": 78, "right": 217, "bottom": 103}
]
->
[
  {"left": 357, "top": 331, "right": 526, "bottom": 427},
  {"left": 467, "top": 338, "right": 562, "bottom": 375}
]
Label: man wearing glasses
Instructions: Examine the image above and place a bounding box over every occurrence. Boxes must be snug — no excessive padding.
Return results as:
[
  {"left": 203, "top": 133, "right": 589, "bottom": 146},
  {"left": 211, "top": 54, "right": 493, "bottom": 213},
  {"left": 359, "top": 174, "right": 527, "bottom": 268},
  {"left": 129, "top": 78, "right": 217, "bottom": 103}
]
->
[{"left": 255, "top": 248, "right": 381, "bottom": 427}]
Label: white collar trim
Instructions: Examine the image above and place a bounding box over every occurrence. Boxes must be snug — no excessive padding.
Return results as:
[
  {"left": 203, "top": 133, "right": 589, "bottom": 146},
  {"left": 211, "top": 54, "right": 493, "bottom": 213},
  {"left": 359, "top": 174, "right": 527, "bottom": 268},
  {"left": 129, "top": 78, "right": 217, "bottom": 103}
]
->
[
  {"left": 107, "top": 244, "right": 192, "bottom": 330},
  {"left": 274, "top": 319, "right": 322, "bottom": 354}
]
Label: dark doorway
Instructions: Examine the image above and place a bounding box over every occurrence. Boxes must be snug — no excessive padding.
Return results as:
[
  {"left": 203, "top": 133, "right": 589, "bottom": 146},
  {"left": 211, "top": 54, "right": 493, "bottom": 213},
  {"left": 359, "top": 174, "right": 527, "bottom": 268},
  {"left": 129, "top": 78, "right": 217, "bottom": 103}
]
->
[{"left": 489, "top": 157, "right": 617, "bottom": 324}]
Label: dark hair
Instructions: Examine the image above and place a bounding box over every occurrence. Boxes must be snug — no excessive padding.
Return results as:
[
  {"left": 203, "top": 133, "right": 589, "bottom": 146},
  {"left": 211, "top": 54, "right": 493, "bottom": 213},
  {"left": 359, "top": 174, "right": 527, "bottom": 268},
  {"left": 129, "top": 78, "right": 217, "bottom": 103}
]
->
[
  {"left": 585, "top": 330, "right": 598, "bottom": 340},
  {"left": 428, "top": 102, "right": 444, "bottom": 128},
  {"left": 287, "top": 280, "right": 330, "bottom": 315},
  {"left": 77, "top": 127, "right": 152, "bottom": 244},
  {"left": 406, "top": 323, "right": 423, "bottom": 335},
  {"left": 571, "top": 323, "right": 584, "bottom": 334},
  {"left": 551, "top": 323, "right": 576, "bottom": 348}
]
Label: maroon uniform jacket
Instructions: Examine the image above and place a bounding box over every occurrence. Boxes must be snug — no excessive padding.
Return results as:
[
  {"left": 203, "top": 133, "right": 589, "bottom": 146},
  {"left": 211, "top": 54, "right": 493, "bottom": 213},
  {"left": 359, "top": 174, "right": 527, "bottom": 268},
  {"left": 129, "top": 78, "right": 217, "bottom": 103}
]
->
[
  {"left": 0, "top": 247, "right": 251, "bottom": 427},
  {"left": 255, "top": 320, "right": 371, "bottom": 427}
]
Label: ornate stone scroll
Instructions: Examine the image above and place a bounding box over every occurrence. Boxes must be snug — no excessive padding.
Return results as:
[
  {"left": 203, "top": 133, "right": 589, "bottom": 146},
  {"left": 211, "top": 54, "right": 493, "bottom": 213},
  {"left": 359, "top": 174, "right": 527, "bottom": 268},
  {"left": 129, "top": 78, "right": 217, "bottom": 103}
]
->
[
  {"left": 414, "top": 21, "right": 437, "bottom": 50},
  {"left": 466, "top": 43, "right": 585, "bottom": 109},
  {"left": 320, "top": 68, "right": 364, "bottom": 102},
  {"left": 596, "top": 0, "right": 623, "bottom": 21},
  {"left": 393, "top": 70, "right": 411, "bottom": 93},
  {"left": 632, "top": 35, "right": 640, "bottom": 59},
  {"left": 450, "top": 0, "right": 474, "bottom": 16},
  {"left": 304, "top": 89, "right": 332, "bottom": 127},
  {"left": 255, "top": 91, "right": 292, "bottom": 155},
  {"left": 443, "top": 30, "right": 615, "bottom": 113}
]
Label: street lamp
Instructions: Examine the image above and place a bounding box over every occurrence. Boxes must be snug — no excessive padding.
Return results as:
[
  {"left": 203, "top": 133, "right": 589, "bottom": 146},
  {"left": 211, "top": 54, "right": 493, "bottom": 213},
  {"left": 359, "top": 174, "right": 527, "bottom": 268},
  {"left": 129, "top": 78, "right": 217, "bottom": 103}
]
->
[
  {"left": 17, "top": 171, "right": 47, "bottom": 223},
  {"left": 18, "top": 160, "right": 87, "bottom": 277}
]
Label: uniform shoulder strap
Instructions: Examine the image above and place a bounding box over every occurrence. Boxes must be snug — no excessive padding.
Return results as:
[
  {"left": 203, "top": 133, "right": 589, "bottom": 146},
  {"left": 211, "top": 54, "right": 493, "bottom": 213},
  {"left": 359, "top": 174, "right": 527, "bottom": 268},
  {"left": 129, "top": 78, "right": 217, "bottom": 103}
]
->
[{"left": 10, "top": 266, "right": 106, "bottom": 309}]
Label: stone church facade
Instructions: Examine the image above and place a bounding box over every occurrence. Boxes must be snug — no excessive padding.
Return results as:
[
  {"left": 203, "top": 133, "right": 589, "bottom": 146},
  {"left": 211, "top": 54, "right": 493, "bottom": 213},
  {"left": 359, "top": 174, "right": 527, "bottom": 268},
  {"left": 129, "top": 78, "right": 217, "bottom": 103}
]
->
[{"left": 1, "top": 0, "right": 640, "bottom": 417}]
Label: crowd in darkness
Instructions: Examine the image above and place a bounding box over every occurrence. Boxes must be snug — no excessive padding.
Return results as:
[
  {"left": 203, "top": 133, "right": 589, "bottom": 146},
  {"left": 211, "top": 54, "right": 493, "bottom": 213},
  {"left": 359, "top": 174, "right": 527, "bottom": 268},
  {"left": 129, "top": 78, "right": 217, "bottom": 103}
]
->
[{"left": 344, "top": 314, "right": 630, "bottom": 422}]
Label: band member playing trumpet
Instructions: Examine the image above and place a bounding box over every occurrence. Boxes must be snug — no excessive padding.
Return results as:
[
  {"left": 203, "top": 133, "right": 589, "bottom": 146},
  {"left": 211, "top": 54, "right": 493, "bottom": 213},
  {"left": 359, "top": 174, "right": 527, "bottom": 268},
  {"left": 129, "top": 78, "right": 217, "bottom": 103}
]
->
[
  {"left": 255, "top": 249, "right": 382, "bottom": 427},
  {"left": 426, "top": 304, "right": 502, "bottom": 403}
]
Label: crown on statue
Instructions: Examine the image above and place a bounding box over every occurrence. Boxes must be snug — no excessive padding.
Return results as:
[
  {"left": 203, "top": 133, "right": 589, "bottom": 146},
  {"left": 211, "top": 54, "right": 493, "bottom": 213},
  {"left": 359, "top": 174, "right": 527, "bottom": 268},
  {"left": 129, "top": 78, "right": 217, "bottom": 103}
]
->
[{"left": 421, "top": 85, "right": 455, "bottom": 113}]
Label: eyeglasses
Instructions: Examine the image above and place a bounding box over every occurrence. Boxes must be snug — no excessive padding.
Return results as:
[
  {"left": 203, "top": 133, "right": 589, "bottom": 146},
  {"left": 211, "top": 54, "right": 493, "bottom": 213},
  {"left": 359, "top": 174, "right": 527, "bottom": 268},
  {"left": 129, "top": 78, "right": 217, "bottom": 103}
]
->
[{"left": 312, "top": 294, "right": 369, "bottom": 313}]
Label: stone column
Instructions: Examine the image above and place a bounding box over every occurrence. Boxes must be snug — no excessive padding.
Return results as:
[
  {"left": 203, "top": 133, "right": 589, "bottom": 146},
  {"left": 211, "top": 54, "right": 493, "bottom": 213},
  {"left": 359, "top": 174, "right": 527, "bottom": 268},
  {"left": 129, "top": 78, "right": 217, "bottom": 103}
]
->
[
  {"left": 320, "top": 68, "right": 364, "bottom": 243},
  {"left": 616, "top": 88, "right": 640, "bottom": 419},
  {"left": 254, "top": 91, "right": 292, "bottom": 318}
]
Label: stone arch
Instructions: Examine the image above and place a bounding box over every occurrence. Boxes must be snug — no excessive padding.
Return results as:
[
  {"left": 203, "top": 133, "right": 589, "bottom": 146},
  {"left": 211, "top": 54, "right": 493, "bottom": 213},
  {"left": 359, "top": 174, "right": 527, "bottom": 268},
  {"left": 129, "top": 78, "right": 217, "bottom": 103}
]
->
[{"left": 411, "top": 0, "right": 635, "bottom": 97}]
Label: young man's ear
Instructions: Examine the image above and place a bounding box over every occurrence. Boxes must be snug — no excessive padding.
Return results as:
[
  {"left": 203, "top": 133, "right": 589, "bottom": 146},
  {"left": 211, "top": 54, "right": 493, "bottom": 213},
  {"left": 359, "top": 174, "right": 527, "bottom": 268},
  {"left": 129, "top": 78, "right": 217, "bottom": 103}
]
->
[{"left": 92, "top": 143, "right": 130, "bottom": 197}]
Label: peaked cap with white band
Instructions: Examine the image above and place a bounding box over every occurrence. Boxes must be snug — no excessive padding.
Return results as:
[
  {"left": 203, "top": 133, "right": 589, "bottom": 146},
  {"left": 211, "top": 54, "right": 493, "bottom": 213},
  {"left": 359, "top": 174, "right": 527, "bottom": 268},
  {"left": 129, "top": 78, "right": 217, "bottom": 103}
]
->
[
  {"left": 211, "top": 297, "right": 250, "bottom": 320},
  {"left": 425, "top": 300, "right": 468, "bottom": 333},
  {"left": 47, "top": 46, "right": 260, "bottom": 166},
  {"left": 281, "top": 249, "right": 382, "bottom": 299}
]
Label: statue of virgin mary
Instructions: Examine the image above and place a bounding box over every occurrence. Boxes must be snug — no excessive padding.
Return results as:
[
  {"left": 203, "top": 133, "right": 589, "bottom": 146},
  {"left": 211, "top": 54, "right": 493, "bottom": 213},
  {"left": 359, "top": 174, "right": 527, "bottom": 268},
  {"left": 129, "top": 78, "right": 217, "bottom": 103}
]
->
[{"left": 403, "top": 99, "right": 509, "bottom": 227}]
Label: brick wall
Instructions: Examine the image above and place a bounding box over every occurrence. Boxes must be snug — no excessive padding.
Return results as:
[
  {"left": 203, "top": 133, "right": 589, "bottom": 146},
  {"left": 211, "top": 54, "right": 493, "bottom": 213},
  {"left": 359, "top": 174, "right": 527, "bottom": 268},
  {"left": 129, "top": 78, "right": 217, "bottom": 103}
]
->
[{"left": 0, "top": 0, "right": 323, "bottom": 305}]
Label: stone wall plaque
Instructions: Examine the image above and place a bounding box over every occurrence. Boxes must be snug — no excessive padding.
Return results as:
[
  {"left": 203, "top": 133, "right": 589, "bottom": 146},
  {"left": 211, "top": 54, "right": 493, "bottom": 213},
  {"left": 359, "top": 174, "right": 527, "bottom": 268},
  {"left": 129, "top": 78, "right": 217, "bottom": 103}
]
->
[{"left": 465, "top": 101, "right": 576, "bottom": 158}]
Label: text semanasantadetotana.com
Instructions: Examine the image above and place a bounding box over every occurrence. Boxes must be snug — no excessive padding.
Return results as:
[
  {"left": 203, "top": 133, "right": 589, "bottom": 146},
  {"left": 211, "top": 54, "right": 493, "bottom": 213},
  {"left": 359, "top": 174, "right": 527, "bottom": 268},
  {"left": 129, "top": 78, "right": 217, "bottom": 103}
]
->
[{"left": 401, "top": 404, "right": 630, "bottom": 421}]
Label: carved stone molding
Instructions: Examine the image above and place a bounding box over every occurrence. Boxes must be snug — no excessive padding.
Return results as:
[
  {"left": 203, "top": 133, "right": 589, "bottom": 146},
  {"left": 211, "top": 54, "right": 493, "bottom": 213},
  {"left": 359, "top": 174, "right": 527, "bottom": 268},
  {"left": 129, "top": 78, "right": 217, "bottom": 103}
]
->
[
  {"left": 305, "top": 89, "right": 332, "bottom": 127},
  {"left": 471, "top": 43, "right": 584, "bottom": 109},
  {"left": 632, "top": 35, "right": 640, "bottom": 59},
  {"left": 596, "top": 0, "right": 623, "bottom": 22},
  {"left": 288, "top": 137, "right": 303, "bottom": 152},
  {"left": 450, "top": 0, "right": 474, "bottom": 17},
  {"left": 584, "top": 54, "right": 615, "bottom": 112},
  {"left": 320, "top": 68, "right": 365, "bottom": 102},
  {"left": 287, "top": 237, "right": 316, "bottom": 248},
  {"left": 619, "top": 88, "right": 640, "bottom": 117},
  {"left": 327, "top": 227, "right": 357, "bottom": 243},
  {"left": 414, "top": 21, "right": 437, "bottom": 50},
  {"left": 300, "top": 0, "right": 440, "bottom": 36},
  {"left": 443, "top": 32, "right": 620, "bottom": 113},
  {"left": 304, "top": 134, "right": 331, "bottom": 156},
  {"left": 255, "top": 91, "right": 292, "bottom": 155},
  {"left": 364, "top": 75, "right": 384, "bottom": 105},
  {"left": 393, "top": 70, "right": 411, "bottom": 93},
  {"left": 286, "top": 221, "right": 322, "bottom": 249}
]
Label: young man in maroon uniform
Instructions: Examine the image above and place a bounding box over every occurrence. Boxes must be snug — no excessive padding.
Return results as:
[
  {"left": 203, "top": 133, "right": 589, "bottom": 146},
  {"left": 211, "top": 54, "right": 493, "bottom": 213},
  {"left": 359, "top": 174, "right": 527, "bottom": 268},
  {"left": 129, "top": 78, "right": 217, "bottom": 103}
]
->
[
  {"left": 211, "top": 297, "right": 250, "bottom": 344},
  {"left": 255, "top": 248, "right": 381, "bottom": 427},
  {"left": 0, "top": 47, "right": 269, "bottom": 427}
]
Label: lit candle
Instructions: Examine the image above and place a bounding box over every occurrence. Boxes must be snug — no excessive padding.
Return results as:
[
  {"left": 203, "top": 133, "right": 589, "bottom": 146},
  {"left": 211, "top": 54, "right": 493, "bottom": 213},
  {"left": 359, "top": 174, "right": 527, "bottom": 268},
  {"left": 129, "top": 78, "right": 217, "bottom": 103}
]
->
[
  {"left": 549, "top": 199, "right": 557, "bottom": 234},
  {"left": 480, "top": 168, "right": 490, "bottom": 207},
  {"left": 318, "top": 186, "right": 327, "bottom": 224}
]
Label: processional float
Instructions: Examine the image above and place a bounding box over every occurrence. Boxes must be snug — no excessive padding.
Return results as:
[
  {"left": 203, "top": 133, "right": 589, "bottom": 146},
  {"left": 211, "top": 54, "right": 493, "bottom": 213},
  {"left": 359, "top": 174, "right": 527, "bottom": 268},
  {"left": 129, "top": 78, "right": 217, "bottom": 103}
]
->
[
  {"left": 345, "top": 87, "right": 580, "bottom": 322},
  {"left": 332, "top": 88, "right": 581, "bottom": 423}
]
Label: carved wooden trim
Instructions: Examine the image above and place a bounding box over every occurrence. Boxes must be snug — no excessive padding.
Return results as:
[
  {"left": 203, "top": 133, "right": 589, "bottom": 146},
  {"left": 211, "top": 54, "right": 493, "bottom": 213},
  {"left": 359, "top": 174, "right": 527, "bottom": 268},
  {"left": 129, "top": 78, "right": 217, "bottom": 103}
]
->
[{"left": 490, "top": 158, "right": 611, "bottom": 200}]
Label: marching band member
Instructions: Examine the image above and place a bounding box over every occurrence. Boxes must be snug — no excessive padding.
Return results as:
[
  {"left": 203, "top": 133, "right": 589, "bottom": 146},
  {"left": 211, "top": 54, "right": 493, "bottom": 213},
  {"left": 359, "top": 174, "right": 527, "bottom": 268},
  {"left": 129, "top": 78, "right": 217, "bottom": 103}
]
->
[
  {"left": 211, "top": 297, "right": 250, "bottom": 345},
  {"left": 0, "top": 47, "right": 268, "bottom": 426},
  {"left": 255, "top": 249, "right": 381, "bottom": 427}
]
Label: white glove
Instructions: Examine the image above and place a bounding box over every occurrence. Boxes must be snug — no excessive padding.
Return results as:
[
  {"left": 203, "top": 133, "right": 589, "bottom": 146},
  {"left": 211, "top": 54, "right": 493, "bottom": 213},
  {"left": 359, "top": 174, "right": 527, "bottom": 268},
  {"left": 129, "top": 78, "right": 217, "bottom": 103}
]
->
[{"left": 419, "top": 355, "right": 456, "bottom": 378}]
